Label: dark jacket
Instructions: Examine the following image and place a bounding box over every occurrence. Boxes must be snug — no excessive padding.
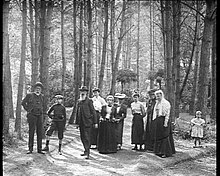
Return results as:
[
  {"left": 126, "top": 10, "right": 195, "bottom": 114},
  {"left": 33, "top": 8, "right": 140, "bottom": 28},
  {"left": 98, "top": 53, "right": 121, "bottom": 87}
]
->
[
  {"left": 47, "top": 103, "right": 66, "bottom": 124},
  {"left": 21, "top": 92, "right": 47, "bottom": 115},
  {"left": 75, "top": 97, "right": 98, "bottom": 127},
  {"left": 112, "top": 103, "right": 127, "bottom": 121},
  {"left": 100, "top": 105, "right": 114, "bottom": 121}
]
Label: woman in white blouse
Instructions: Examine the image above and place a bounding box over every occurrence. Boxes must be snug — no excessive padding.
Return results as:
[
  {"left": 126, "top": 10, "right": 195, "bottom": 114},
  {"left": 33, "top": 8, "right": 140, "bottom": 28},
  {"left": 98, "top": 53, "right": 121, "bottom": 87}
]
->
[{"left": 152, "top": 90, "right": 175, "bottom": 158}]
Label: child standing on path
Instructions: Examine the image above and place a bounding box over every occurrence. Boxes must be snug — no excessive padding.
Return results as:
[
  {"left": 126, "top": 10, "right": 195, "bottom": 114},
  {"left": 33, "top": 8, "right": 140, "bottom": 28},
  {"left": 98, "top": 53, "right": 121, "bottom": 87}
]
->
[
  {"left": 42, "top": 95, "right": 66, "bottom": 155},
  {"left": 190, "top": 111, "right": 205, "bottom": 148}
]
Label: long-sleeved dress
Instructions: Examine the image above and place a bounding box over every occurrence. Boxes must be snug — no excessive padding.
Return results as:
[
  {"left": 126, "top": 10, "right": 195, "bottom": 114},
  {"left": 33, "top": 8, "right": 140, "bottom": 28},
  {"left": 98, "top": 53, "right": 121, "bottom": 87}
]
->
[
  {"left": 97, "top": 105, "right": 117, "bottom": 154},
  {"left": 190, "top": 118, "right": 205, "bottom": 138}
]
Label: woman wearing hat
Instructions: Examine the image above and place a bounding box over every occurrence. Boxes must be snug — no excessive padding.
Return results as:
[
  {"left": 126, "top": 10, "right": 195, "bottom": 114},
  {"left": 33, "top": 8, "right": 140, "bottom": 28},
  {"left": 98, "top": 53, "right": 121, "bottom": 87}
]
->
[
  {"left": 112, "top": 93, "right": 127, "bottom": 150},
  {"left": 131, "top": 92, "right": 146, "bottom": 151},
  {"left": 91, "top": 87, "right": 107, "bottom": 149},
  {"left": 97, "top": 95, "right": 117, "bottom": 154}
]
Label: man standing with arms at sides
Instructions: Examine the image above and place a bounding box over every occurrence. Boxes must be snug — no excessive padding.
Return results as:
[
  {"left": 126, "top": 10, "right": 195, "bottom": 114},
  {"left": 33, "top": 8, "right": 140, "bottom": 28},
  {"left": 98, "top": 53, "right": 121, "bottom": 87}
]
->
[
  {"left": 21, "top": 82, "right": 47, "bottom": 154},
  {"left": 75, "top": 86, "right": 98, "bottom": 159},
  {"left": 91, "top": 87, "right": 107, "bottom": 149}
]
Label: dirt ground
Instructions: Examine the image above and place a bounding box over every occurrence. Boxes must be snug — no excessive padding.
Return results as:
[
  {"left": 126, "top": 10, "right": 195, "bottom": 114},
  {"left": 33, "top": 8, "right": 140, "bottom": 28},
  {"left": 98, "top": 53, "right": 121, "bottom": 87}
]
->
[{"left": 3, "top": 108, "right": 216, "bottom": 176}]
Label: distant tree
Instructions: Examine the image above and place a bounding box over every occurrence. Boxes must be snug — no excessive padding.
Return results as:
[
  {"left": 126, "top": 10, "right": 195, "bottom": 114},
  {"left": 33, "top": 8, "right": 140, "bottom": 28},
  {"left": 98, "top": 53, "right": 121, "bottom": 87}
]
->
[
  {"left": 116, "top": 69, "right": 137, "bottom": 92},
  {"left": 15, "top": 0, "right": 27, "bottom": 139}
]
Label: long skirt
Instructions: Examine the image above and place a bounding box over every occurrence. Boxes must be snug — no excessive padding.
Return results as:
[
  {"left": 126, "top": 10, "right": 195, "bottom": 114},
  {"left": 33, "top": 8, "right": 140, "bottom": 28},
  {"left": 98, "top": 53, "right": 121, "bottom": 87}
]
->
[
  {"left": 115, "top": 120, "right": 124, "bottom": 145},
  {"left": 153, "top": 116, "right": 175, "bottom": 157},
  {"left": 90, "top": 111, "right": 100, "bottom": 145},
  {"left": 144, "top": 118, "right": 156, "bottom": 151},
  {"left": 131, "top": 114, "right": 144, "bottom": 145},
  {"left": 97, "top": 121, "right": 117, "bottom": 154}
]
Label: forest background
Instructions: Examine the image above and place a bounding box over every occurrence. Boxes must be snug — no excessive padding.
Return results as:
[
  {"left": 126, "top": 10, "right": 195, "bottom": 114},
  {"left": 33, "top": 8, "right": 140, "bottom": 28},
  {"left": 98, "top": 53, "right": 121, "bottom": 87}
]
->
[{"left": 3, "top": 0, "right": 216, "bottom": 140}]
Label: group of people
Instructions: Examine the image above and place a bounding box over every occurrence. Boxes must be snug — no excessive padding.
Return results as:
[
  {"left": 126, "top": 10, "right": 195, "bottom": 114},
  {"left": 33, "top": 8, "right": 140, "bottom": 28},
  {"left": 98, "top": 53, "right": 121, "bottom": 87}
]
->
[{"left": 23, "top": 81, "right": 208, "bottom": 160}]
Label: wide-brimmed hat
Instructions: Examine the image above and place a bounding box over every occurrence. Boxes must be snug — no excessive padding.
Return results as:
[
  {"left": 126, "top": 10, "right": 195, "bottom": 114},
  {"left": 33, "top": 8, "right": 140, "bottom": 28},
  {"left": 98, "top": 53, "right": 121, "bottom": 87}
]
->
[
  {"left": 33, "top": 82, "right": 43, "bottom": 89},
  {"left": 106, "top": 95, "right": 114, "bottom": 100},
  {"left": 114, "top": 93, "right": 126, "bottom": 99},
  {"left": 92, "top": 87, "right": 100, "bottom": 92},
  {"left": 55, "top": 95, "right": 63, "bottom": 99},
  {"left": 148, "top": 88, "right": 157, "bottom": 95},
  {"left": 79, "top": 86, "right": 89, "bottom": 92}
]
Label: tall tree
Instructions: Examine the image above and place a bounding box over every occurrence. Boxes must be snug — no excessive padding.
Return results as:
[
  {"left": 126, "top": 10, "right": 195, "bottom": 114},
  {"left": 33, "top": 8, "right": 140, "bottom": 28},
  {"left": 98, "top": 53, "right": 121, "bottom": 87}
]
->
[
  {"left": 110, "top": 0, "right": 126, "bottom": 94},
  {"left": 78, "top": 0, "right": 83, "bottom": 88},
  {"left": 196, "top": 0, "right": 215, "bottom": 121},
  {"left": 98, "top": 0, "right": 109, "bottom": 91},
  {"left": 86, "top": 0, "right": 92, "bottom": 90},
  {"left": 211, "top": 17, "right": 216, "bottom": 120},
  {"left": 137, "top": 1, "right": 140, "bottom": 89},
  {"left": 15, "top": 0, "right": 27, "bottom": 139},
  {"left": 3, "top": 0, "right": 11, "bottom": 137},
  {"left": 189, "top": 1, "right": 202, "bottom": 115},
  {"left": 110, "top": 0, "right": 116, "bottom": 95},
  {"left": 172, "top": 0, "right": 181, "bottom": 120}
]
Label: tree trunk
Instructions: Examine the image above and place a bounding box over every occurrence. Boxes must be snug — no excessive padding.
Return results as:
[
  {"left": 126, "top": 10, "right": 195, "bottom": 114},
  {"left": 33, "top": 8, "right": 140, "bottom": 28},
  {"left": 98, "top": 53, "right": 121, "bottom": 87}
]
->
[
  {"left": 98, "top": 0, "right": 109, "bottom": 91},
  {"left": 110, "top": 0, "right": 115, "bottom": 95},
  {"left": 3, "top": 0, "right": 11, "bottom": 137},
  {"left": 39, "top": 0, "right": 53, "bottom": 137},
  {"left": 189, "top": 1, "right": 202, "bottom": 115},
  {"left": 69, "top": 0, "right": 79, "bottom": 124},
  {"left": 196, "top": 0, "right": 215, "bottom": 121},
  {"left": 110, "top": 0, "right": 126, "bottom": 95},
  {"left": 211, "top": 18, "right": 216, "bottom": 120},
  {"left": 15, "top": 0, "right": 27, "bottom": 139},
  {"left": 78, "top": 1, "right": 83, "bottom": 87},
  {"left": 150, "top": 0, "right": 153, "bottom": 89},
  {"left": 86, "top": 0, "right": 92, "bottom": 91},
  {"left": 164, "top": 0, "right": 174, "bottom": 122},
  {"left": 61, "top": 0, "right": 66, "bottom": 96},
  {"left": 137, "top": 1, "right": 140, "bottom": 90},
  {"left": 172, "top": 0, "right": 181, "bottom": 120}
]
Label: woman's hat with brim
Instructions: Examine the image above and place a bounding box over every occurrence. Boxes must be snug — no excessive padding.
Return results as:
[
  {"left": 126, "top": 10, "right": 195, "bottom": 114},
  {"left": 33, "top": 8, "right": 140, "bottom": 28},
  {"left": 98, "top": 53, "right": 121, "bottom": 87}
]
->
[
  {"left": 114, "top": 93, "right": 126, "bottom": 99},
  {"left": 148, "top": 88, "right": 158, "bottom": 95},
  {"left": 55, "top": 95, "right": 63, "bottom": 99},
  {"left": 79, "top": 86, "right": 89, "bottom": 92},
  {"left": 33, "top": 82, "right": 44, "bottom": 89},
  {"left": 132, "top": 92, "right": 140, "bottom": 97},
  {"left": 92, "top": 87, "right": 100, "bottom": 92},
  {"left": 106, "top": 95, "right": 114, "bottom": 100}
]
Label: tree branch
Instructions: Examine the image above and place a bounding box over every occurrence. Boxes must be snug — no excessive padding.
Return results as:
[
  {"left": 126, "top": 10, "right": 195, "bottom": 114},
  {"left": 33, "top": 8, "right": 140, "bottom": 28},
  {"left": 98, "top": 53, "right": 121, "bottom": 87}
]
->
[{"left": 181, "top": 1, "right": 205, "bottom": 19}]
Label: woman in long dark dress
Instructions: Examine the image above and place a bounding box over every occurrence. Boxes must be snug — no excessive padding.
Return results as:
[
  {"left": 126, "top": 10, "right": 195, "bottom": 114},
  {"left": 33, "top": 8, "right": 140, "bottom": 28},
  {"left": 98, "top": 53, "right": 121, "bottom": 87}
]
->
[
  {"left": 97, "top": 95, "right": 117, "bottom": 154},
  {"left": 113, "top": 93, "right": 127, "bottom": 150},
  {"left": 131, "top": 92, "right": 146, "bottom": 151},
  {"left": 152, "top": 90, "right": 175, "bottom": 158}
]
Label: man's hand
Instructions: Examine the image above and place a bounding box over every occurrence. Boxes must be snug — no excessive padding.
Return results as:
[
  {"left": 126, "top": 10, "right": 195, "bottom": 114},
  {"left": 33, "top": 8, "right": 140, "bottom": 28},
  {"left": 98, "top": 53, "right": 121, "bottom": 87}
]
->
[
  {"left": 75, "top": 124, "right": 79, "bottom": 129},
  {"left": 94, "top": 124, "right": 98, "bottom": 128}
]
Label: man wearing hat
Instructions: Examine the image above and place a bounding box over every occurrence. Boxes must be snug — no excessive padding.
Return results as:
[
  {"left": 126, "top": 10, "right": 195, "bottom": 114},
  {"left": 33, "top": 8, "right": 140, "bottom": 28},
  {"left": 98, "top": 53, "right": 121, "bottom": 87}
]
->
[
  {"left": 42, "top": 94, "right": 66, "bottom": 155},
  {"left": 143, "top": 88, "right": 157, "bottom": 151},
  {"left": 90, "top": 87, "right": 107, "bottom": 149},
  {"left": 75, "top": 86, "right": 98, "bottom": 159},
  {"left": 21, "top": 82, "right": 47, "bottom": 154}
]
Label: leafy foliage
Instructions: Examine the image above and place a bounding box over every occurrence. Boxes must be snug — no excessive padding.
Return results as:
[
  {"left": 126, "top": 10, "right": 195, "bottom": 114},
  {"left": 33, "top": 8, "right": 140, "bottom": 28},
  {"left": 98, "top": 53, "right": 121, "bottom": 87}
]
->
[{"left": 116, "top": 69, "right": 137, "bottom": 84}]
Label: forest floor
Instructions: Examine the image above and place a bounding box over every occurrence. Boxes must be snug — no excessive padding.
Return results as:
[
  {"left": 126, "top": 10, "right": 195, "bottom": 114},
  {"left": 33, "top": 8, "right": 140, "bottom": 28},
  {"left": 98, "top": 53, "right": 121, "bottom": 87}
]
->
[{"left": 3, "top": 108, "right": 216, "bottom": 176}]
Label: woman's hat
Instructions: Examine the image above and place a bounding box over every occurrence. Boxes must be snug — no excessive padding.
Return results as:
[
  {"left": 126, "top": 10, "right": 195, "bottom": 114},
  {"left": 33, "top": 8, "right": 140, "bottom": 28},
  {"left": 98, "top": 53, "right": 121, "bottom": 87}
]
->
[
  {"left": 148, "top": 88, "right": 158, "bottom": 95},
  {"left": 106, "top": 95, "right": 114, "bottom": 100},
  {"left": 55, "top": 95, "right": 63, "bottom": 99},
  {"left": 92, "top": 87, "right": 100, "bottom": 92},
  {"left": 79, "top": 86, "right": 89, "bottom": 92},
  {"left": 132, "top": 92, "right": 140, "bottom": 97},
  {"left": 33, "top": 82, "right": 44, "bottom": 89},
  {"left": 114, "top": 93, "right": 126, "bottom": 99}
]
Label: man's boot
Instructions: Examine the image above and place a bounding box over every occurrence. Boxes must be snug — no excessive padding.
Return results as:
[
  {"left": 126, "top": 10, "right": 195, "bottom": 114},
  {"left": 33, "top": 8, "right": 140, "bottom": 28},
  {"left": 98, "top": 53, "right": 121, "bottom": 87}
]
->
[{"left": 42, "top": 140, "right": 49, "bottom": 152}]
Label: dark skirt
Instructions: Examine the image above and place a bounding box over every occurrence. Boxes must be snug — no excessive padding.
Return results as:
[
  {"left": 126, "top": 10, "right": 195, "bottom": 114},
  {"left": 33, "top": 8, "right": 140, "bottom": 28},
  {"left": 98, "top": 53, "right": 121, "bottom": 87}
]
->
[
  {"left": 153, "top": 116, "right": 175, "bottom": 157},
  {"left": 115, "top": 120, "right": 124, "bottom": 145},
  {"left": 98, "top": 121, "right": 117, "bottom": 154},
  {"left": 144, "top": 119, "right": 156, "bottom": 151},
  {"left": 131, "top": 114, "right": 144, "bottom": 145},
  {"left": 90, "top": 111, "right": 100, "bottom": 145}
]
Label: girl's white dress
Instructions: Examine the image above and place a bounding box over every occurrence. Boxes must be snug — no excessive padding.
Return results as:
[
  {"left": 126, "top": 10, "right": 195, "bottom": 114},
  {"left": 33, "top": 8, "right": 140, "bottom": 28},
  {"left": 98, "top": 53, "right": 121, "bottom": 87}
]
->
[{"left": 190, "top": 118, "right": 205, "bottom": 138}]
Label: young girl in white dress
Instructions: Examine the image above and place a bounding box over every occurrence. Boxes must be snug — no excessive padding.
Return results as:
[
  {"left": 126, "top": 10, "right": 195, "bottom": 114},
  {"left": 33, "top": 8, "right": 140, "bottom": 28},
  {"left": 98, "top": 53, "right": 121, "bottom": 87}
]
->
[{"left": 190, "top": 111, "right": 205, "bottom": 148}]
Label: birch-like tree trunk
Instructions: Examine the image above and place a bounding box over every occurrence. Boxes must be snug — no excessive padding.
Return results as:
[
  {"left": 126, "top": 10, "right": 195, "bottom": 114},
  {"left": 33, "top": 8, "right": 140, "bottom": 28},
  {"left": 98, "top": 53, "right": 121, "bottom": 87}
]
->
[
  {"left": 98, "top": 0, "right": 109, "bottom": 91},
  {"left": 15, "top": 0, "right": 27, "bottom": 139},
  {"left": 78, "top": 1, "right": 83, "bottom": 87},
  {"left": 137, "top": 1, "right": 140, "bottom": 90}
]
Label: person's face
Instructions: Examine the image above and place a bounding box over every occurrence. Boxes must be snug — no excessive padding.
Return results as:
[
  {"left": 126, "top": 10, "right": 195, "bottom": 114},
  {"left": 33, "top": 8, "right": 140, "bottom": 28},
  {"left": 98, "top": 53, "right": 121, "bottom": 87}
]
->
[
  {"left": 93, "top": 91, "right": 99, "bottom": 97},
  {"left": 196, "top": 112, "right": 202, "bottom": 118},
  {"left": 133, "top": 96, "right": 139, "bottom": 102},
  {"left": 155, "top": 93, "right": 162, "bottom": 101},
  {"left": 34, "top": 86, "right": 42, "bottom": 95},
  {"left": 114, "top": 97, "right": 119, "bottom": 103},
  {"left": 80, "top": 91, "right": 87, "bottom": 97},
  {"left": 57, "top": 98, "right": 62, "bottom": 104},
  {"left": 149, "top": 94, "right": 156, "bottom": 100},
  {"left": 107, "top": 98, "right": 114, "bottom": 105}
]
